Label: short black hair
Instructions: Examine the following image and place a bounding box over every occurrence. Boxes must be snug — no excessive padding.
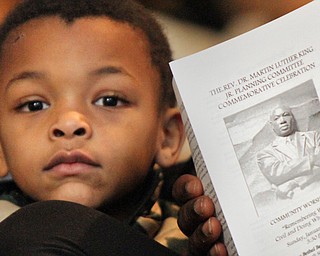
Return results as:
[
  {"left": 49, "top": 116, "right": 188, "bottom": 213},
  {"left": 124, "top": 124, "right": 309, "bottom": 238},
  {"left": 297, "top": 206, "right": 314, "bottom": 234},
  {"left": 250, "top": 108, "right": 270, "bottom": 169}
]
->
[{"left": 0, "top": 0, "right": 176, "bottom": 109}]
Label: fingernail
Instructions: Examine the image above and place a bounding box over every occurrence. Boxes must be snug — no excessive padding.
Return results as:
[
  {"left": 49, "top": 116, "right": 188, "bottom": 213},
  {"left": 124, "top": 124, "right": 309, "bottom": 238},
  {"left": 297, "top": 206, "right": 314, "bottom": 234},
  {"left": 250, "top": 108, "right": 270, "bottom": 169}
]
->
[
  {"left": 202, "top": 217, "right": 213, "bottom": 238},
  {"left": 184, "top": 182, "right": 191, "bottom": 194},
  {"left": 194, "top": 197, "right": 204, "bottom": 216},
  {"left": 185, "top": 180, "right": 196, "bottom": 194},
  {"left": 210, "top": 244, "right": 221, "bottom": 256}
]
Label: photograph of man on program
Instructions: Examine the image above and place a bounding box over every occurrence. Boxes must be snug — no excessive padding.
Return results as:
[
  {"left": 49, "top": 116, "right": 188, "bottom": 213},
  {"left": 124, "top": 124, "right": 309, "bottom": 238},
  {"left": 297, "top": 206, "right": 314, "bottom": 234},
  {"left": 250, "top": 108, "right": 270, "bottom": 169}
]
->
[{"left": 224, "top": 79, "right": 320, "bottom": 216}]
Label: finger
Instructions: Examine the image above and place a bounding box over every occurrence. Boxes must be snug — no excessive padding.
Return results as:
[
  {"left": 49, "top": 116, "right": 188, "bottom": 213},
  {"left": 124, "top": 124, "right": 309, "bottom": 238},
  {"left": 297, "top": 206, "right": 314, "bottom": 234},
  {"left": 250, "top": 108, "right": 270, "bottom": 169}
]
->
[
  {"left": 188, "top": 217, "right": 222, "bottom": 255},
  {"left": 172, "top": 174, "right": 204, "bottom": 205},
  {"left": 178, "top": 195, "right": 214, "bottom": 236},
  {"left": 208, "top": 242, "right": 228, "bottom": 256}
]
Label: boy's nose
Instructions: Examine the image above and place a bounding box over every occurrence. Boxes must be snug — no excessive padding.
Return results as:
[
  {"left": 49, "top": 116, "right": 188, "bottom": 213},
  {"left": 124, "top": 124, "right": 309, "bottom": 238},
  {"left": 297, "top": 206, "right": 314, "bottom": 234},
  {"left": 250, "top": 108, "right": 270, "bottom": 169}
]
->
[{"left": 49, "top": 111, "right": 92, "bottom": 140}]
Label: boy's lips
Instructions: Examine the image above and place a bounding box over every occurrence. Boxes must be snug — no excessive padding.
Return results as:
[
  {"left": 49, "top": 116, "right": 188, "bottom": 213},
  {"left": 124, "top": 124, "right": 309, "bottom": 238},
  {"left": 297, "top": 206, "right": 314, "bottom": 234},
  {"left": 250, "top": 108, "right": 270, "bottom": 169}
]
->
[{"left": 43, "top": 150, "right": 101, "bottom": 174}]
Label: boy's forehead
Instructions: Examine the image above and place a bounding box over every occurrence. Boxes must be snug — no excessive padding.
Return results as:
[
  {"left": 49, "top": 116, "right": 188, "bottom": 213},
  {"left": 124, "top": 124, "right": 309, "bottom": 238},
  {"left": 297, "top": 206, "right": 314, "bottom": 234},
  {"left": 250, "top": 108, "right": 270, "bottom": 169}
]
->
[
  {"left": 2, "top": 15, "right": 155, "bottom": 68},
  {"left": 5, "top": 29, "right": 25, "bottom": 45},
  {"left": 0, "top": 15, "right": 161, "bottom": 96},
  {"left": 4, "top": 15, "right": 150, "bottom": 52}
]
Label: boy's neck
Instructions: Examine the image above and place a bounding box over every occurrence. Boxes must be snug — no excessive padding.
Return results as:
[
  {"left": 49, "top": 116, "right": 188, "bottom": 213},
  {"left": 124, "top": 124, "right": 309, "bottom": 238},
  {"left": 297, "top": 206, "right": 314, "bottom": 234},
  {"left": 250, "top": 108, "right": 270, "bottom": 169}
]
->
[{"left": 97, "top": 168, "right": 162, "bottom": 224}]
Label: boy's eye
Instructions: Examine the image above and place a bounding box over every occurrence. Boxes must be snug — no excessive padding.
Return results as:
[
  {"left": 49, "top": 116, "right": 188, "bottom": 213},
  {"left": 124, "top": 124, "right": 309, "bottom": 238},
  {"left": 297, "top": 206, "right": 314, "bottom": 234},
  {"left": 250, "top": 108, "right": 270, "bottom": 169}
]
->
[
  {"left": 17, "top": 100, "right": 49, "bottom": 112},
  {"left": 94, "top": 96, "right": 127, "bottom": 107}
]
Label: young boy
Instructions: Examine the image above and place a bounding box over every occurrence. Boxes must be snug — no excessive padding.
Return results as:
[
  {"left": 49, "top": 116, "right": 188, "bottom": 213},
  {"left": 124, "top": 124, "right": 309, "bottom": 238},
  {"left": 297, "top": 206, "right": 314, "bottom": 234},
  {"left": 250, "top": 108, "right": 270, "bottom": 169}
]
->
[
  {"left": 0, "top": 0, "right": 226, "bottom": 255},
  {"left": 0, "top": 0, "right": 188, "bottom": 254}
]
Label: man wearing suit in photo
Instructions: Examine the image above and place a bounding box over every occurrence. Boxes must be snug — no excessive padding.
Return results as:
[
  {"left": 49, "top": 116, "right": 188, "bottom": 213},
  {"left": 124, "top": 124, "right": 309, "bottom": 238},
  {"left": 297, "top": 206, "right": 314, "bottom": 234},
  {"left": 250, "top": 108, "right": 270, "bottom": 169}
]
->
[{"left": 257, "top": 105, "right": 320, "bottom": 199}]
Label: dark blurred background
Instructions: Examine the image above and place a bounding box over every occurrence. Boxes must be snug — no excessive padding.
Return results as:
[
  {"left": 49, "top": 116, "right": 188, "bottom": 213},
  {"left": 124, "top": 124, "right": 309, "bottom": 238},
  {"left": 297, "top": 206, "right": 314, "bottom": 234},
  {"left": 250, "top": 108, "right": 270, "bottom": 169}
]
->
[
  {"left": 1, "top": 0, "right": 312, "bottom": 30},
  {"left": 136, "top": 0, "right": 311, "bottom": 30}
]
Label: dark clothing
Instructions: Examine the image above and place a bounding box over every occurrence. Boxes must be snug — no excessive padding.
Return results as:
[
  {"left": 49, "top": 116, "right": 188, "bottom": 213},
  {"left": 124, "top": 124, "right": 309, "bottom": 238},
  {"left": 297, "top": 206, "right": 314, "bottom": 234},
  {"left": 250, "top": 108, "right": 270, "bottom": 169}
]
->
[
  {"left": 0, "top": 165, "right": 192, "bottom": 255},
  {"left": 0, "top": 200, "right": 178, "bottom": 256}
]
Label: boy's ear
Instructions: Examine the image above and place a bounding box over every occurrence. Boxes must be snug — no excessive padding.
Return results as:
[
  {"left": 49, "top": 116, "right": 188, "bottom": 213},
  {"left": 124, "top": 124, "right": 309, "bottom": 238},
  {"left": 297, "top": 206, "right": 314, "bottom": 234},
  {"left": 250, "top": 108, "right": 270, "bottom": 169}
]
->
[
  {"left": 0, "top": 144, "right": 8, "bottom": 177},
  {"left": 155, "top": 108, "right": 185, "bottom": 168}
]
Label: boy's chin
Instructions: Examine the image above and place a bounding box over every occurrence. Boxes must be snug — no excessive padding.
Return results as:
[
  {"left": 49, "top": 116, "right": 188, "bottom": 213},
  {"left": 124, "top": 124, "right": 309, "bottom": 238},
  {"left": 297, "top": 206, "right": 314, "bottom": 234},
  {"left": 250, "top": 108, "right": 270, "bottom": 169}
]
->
[
  {"left": 41, "top": 183, "right": 108, "bottom": 209},
  {"left": 52, "top": 196, "right": 100, "bottom": 208}
]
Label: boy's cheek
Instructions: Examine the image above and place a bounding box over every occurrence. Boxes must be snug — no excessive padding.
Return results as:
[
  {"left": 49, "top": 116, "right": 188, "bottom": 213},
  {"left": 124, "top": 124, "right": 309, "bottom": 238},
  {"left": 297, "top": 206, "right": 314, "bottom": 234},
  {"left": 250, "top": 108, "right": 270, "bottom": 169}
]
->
[{"left": 0, "top": 153, "right": 8, "bottom": 177}]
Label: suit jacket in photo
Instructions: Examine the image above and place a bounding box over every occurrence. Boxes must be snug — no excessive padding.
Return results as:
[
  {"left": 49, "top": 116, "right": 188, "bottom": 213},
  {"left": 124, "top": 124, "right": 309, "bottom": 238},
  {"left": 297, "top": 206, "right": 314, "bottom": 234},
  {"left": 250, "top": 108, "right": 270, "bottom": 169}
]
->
[{"left": 257, "top": 131, "right": 320, "bottom": 187}]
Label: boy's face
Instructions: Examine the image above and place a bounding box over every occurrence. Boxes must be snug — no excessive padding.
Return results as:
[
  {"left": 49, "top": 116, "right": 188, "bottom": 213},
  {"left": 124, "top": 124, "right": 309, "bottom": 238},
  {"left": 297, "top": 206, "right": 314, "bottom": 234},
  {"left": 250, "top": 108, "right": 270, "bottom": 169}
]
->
[{"left": 0, "top": 17, "right": 180, "bottom": 213}]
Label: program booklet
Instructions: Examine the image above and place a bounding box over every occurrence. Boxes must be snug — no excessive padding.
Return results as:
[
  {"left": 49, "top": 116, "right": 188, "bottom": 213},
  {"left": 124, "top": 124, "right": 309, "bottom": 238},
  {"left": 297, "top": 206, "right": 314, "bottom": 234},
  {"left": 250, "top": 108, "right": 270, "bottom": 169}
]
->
[{"left": 170, "top": 1, "right": 320, "bottom": 255}]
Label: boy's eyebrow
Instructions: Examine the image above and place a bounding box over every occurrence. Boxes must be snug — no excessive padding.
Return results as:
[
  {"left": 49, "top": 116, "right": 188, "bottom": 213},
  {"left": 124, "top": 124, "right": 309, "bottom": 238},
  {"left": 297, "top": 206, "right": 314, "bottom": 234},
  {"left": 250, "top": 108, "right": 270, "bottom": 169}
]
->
[
  {"left": 6, "top": 71, "right": 45, "bottom": 92},
  {"left": 90, "top": 66, "right": 128, "bottom": 77},
  {"left": 5, "top": 66, "right": 131, "bottom": 92}
]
